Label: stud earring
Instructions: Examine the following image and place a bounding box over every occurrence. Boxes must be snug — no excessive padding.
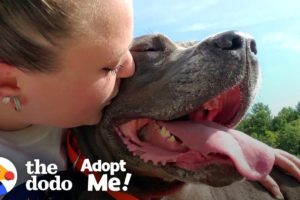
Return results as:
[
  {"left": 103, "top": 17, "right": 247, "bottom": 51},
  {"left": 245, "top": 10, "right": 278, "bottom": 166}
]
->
[{"left": 2, "top": 96, "right": 11, "bottom": 104}]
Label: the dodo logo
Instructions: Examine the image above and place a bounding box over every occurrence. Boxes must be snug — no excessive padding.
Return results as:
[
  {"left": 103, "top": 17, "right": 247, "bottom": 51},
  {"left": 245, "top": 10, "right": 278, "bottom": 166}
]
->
[{"left": 0, "top": 157, "right": 17, "bottom": 196}]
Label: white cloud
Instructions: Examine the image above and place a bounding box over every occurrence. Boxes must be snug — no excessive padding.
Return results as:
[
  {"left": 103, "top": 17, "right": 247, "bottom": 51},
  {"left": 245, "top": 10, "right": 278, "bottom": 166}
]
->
[
  {"left": 135, "top": 0, "right": 300, "bottom": 34},
  {"left": 179, "top": 23, "right": 217, "bottom": 32},
  {"left": 178, "top": 16, "right": 277, "bottom": 33},
  {"left": 134, "top": 0, "right": 220, "bottom": 26},
  {"left": 262, "top": 33, "right": 300, "bottom": 51}
]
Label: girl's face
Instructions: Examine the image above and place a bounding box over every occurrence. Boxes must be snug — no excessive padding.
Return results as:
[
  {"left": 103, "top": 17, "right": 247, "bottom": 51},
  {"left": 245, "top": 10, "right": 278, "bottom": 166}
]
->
[{"left": 15, "top": 0, "right": 135, "bottom": 128}]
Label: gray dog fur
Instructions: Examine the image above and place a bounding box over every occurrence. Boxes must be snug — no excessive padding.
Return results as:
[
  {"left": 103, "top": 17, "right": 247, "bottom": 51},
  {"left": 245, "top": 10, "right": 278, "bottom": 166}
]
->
[{"left": 75, "top": 32, "right": 300, "bottom": 200}]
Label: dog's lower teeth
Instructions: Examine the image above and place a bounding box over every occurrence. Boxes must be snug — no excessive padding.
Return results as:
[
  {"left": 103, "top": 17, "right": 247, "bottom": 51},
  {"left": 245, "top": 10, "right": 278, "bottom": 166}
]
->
[{"left": 203, "top": 97, "right": 220, "bottom": 110}]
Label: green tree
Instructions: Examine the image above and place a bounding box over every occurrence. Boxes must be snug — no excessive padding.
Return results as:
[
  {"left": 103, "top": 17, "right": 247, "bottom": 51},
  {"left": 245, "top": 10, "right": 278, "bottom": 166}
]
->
[
  {"left": 296, "top": 102, "right": 300, "bottom": 116},
  {"left": 271, "top": 107, "right": 298, "bottom": 131},
  {"left": 236, "top": 113, "right": 251, "bottom": 133},
  {"left": 237, "top": 103, "right": 274, "bottom": 146},
  {"left": 246, "top": 103, "right": 272, "bottom": 136},
  {"left": 252, "top": 130, "right": 278, "bottom": 147},
  {"left": 237, "top": 102, "right": 300, "bottom": 155},
  {"left": 277, "top": 119, "right": 300, "bottom": 155}
]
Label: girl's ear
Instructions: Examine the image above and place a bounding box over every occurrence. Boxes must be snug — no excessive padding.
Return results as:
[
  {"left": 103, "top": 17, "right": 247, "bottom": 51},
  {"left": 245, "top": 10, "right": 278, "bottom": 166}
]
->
[{"left": 0, "top": 62, "right": 21, "bottom": 98}]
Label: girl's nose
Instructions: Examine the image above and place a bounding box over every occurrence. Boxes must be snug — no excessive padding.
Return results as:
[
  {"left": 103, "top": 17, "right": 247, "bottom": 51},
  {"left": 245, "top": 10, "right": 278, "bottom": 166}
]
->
[{"left": 117, "top": 51, "right": 135, "bottom": 78}]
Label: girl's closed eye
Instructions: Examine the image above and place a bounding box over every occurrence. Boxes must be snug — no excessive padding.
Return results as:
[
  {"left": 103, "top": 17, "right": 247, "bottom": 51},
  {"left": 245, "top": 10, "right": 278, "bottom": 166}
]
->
[{"left": 103, "top": 65, "right": 124, "bottom": 75}]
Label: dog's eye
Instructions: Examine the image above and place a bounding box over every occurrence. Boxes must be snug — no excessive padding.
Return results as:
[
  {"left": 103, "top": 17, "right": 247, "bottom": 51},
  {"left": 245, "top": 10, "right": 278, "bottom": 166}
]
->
[
  {"left": 130, "top": 34, "right": 178, "bottom": 54},
  {"left": 145, "top": 47, "right": 160, "bottom": 51},
  {"left": 131, "top": 43, "right": 165, "bottom": 52}
]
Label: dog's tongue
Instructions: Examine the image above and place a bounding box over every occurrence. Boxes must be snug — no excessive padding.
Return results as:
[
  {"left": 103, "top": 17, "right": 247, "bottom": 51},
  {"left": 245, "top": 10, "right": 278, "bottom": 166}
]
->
[{"left": 159, "top": 121, "right": 275, "bottom": 180}]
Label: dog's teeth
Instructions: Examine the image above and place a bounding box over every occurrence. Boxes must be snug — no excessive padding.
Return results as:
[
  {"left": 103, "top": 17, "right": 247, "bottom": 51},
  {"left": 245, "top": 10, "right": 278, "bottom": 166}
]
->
[
  {"left": 203, "top": 98, "right": 220, "bottom": 110},
  {"left": 154, "top": 123, "right": 160, "bottom": 130},
  {"left": 160, "top": 127, "right": 171, "bottom": 138},
  {"left": 167, "top": 136, "right": 176, "bottom": 143},
  {"left": 203, "top": 106, "right": 212, "bottom": 110},
  {"left": 203, "top": 105, "right": 213, "bottom": 110}
]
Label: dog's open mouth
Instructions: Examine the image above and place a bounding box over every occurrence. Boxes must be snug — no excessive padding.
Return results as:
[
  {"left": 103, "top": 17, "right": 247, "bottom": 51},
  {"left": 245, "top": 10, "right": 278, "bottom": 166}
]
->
[{"left": 115, "top": 85, "right": 275, "bottom": 181}]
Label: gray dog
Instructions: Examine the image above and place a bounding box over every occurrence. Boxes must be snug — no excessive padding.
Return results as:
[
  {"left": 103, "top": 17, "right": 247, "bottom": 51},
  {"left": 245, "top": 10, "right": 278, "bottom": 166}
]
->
[{"left": 74, "top": 31, "right": 300, "bottom": 200}]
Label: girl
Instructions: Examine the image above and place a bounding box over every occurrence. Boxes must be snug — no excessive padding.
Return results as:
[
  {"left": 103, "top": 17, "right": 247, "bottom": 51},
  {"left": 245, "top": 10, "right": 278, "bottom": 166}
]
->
[
  {"left": 0, "top": 0, "right": 299, "bottom": 199},
  {"left": 0, "top": 0, "right": 134, "bottom": 197}
]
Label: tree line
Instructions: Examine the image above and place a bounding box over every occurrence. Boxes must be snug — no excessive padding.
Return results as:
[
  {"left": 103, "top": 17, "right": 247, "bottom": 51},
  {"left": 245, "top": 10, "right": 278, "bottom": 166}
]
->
[{"left": 236, "top": 102, "right": 300, "bottom": 157}]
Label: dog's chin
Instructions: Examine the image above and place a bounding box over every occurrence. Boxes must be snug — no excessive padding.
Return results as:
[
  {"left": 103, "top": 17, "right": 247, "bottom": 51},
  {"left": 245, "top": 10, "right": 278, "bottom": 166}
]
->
[
  {"left": 125, "top": 164, "right": 242, "bottom": 199},
  {"left": 133, "top": 163, "right": 242, "bottom": 186},
  {"left": 125, "top": 174, "right": 185, "bottom": 199}
]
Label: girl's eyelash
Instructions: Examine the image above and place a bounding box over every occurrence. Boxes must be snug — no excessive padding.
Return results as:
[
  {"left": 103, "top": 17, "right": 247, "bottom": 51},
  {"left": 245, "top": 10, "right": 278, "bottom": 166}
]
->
[{"left": 104, "top": 65, "right": 124, "bottom": 75}]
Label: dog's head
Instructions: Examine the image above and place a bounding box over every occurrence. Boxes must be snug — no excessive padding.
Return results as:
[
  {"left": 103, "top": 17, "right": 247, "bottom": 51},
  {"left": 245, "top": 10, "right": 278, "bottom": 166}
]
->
[{"left": 76, "top": 31, "right": 275, "bottom": 198}]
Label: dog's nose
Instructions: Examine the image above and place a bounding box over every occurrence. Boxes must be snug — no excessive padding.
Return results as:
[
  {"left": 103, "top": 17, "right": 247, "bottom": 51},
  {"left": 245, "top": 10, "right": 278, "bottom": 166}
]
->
[{"left": 212, "top": 31, "right": 257, "bottom": 54}]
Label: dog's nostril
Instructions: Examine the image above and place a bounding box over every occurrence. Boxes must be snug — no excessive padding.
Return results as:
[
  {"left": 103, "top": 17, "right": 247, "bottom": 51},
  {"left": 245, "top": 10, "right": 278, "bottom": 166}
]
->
[
  {"left": 213, "top": 32, "right": 244, "bottom": 51},
  {"left": 250, "top": 39, "right": 257, "bottom": 55}
]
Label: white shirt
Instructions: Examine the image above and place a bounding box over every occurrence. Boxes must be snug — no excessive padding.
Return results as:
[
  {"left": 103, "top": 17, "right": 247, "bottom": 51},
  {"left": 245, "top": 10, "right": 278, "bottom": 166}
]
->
[{"left": 0, "top": 125, "right": 67, "bottom": 198}]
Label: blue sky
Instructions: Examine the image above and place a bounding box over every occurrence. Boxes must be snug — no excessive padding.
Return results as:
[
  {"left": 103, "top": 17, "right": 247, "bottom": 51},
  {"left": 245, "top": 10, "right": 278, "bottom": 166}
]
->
[{"left": 133, "top": 0, "right": 300, "bottom": 115}]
